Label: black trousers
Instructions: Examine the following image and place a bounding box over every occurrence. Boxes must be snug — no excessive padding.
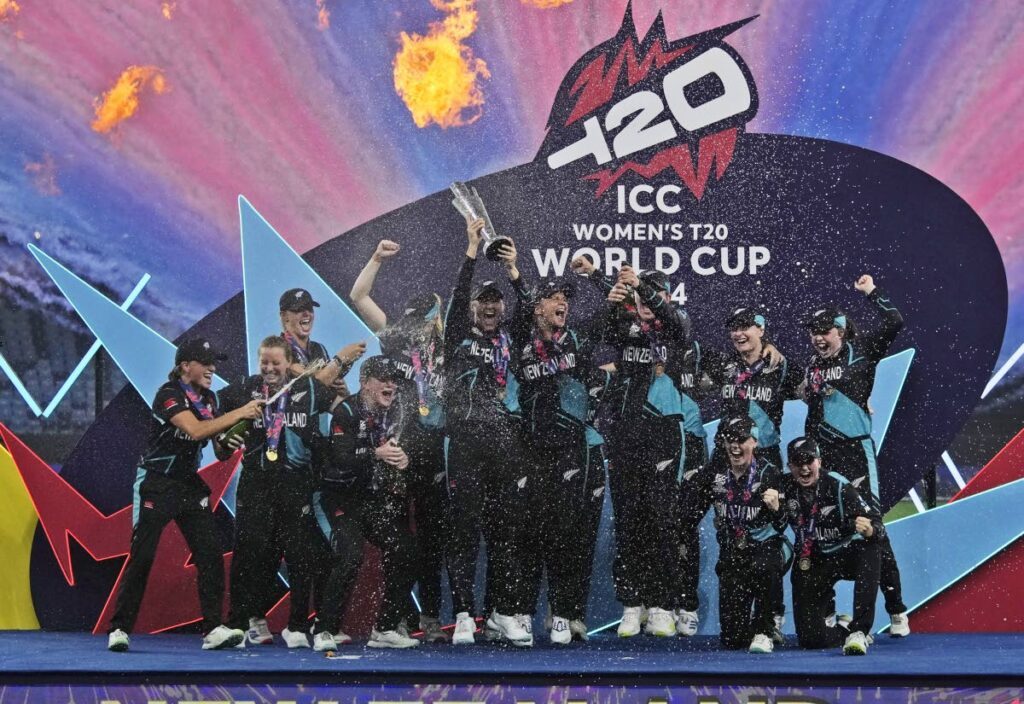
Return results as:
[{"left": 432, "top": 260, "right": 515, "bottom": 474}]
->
[
  {"left": 518, "top": 436, "right": 606, "bottom": 620},
  {"left": 315, "top": 487, "right": 417, "bottom": 632},
  {"left": 675, "top": 430, "right": 708, "bottom": 613},
  {"left": 110, "top": 472, "right": 224, "bottom": 634},
  {"left": 819, "top": 436, "right": 906, "bottom": 614},
  {"left": 228, "top": 466, "right": 330, "bottom": 631},
  {"left": 607, "top": 417, "right": 684, "bottom": 609},
  {"left": 404, "top": 425, "right": 448, "bottom": 620},
  {"left": 446, "top": 423, "right": 531, "bottom": 616},
  {"left": 716, "top": 538, "right": 785, "bottom": 649},
  {"left": 791, "top": 539, "right": 881, "bottom": 648}
]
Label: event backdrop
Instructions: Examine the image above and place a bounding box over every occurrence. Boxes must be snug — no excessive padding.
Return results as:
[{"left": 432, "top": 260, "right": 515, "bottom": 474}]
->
[{"left": 0, "top": 0, "right": 1021, "bottom": 633}]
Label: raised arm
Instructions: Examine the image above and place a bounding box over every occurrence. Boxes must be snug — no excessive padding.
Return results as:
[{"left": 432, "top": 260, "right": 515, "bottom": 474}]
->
[
  {"left": 500, "top": 238, "right": 534, "bottom": 344},
  {"left": 854, "top": 275, "right": 904, "bottom": 362},
  {"left": 349, "top": 240, "right": 401, "bottom": 334},
  {"left": 443, "top": 218, "right": 484, "bottom": 358}
]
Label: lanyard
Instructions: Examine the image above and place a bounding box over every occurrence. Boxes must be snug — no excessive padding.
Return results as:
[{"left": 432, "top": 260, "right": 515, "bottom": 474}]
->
[{"left": 178, "top": 381, "right": 214, "bottom": 420}]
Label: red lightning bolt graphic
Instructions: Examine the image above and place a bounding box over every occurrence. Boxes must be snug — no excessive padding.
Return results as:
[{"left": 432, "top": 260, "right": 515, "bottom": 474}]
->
[
  {"left": 0, "top": 422, "right": 242, "bottom": 634},
  {"left": 583, "top": 128, "right": 738, "bottom": 199}
]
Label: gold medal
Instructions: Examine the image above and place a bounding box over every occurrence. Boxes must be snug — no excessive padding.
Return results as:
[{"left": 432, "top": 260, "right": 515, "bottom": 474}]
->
[
  {"left": 266, "top": 448, "right": 279, "bottom": 462},
  {"left": 419, "top": 405, "right": 430, "bottom": 417},
  {"left": 799, "top": 557, "right": 811, "bottom": 571}
]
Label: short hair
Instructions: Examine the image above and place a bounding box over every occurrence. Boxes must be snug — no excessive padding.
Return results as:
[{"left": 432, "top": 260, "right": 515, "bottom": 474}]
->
[{"left": 258, "top": 335, "right": 294, "bottom": 363}]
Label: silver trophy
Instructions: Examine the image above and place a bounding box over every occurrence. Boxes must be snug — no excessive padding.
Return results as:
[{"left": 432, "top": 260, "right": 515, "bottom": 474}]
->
[{"left": 450, "top": 181, "right": 513, "bottom": 261}]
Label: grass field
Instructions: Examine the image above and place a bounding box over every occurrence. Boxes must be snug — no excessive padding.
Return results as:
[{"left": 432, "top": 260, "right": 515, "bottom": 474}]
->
[{"left": 884, "top": 497, "right": 949, "bottom": 523}]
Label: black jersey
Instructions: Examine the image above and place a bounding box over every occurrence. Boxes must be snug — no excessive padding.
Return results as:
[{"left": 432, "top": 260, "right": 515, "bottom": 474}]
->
[
  {"left": 780, "top": 471, "right": 885, "bottom": 556},
  {"left": 139, "top": 381, "right": 219, "bottom": 481},
  {"left": 282, "top": 333, "right": 329, "bottom": 367},
  {"left": 704, "top": 348, "right": 803, "bottom": 448},
  {"left": 669, "top": 339, "right": 708, "bottom": 437},
  {"left": 600, "top": 279, "right": 692, "bottom": 421},
  {"left": 379, "top": 327, "right": 445, "bottom": 431},
  {"left": 442, "top": 256, "right": 523, "bottom": 430},
  {"left": 682, "top": 455, "right": 788, "bottom": 554},
  {"left": 804, "top": 289, "right": 904, "bottom": 443},
  {"left": 219, "top": 374, "right": 334, "bottom": 473},
  {"left": 323, "top": 392, "right": 400, "bottom": 492}
]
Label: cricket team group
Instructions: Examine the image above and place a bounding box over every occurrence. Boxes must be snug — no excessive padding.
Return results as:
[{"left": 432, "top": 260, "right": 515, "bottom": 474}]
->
[{"left": 105, "top": 215, "right": 911, "bottom": 657}]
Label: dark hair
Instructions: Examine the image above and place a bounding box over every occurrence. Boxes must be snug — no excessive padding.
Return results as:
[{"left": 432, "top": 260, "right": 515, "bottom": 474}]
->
[
  {"left": 167, "top": 363, "right": 185, "bottom": 382},
  {"left": 838, "top": 312, "right": 858, "bottom": 341},
  {"left": 258, "top": 335, "right": 295, "bottom": 363}
]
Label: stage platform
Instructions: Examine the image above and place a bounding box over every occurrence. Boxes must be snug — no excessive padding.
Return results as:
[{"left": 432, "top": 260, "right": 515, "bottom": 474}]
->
[{"left": 2, "top": 632, "right": 1023, "bottom": 686}]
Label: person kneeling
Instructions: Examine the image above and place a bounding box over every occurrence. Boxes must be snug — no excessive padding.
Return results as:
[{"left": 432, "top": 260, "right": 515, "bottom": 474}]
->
[{"left": 781, "top": 436, "right": 884, "bottom": 655}]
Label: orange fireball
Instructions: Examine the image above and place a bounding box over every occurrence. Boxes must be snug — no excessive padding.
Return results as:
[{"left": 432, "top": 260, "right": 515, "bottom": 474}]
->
[{"left": 91, "top": 66, "right": 169, "bottom": 134}]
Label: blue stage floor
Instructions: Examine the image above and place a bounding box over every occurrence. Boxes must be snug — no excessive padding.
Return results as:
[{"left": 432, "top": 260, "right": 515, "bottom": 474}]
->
[{"left": 1, "top": 632, "right": 1023, "bottom": 684}]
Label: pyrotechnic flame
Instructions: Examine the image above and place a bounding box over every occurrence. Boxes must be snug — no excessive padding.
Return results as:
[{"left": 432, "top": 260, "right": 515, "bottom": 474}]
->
[
  {"left": 161, "top": 2, "right": 175, "bottom": 20},
  {"left": 0, "top": 0, "right": 22, "bottom": 23},
  {"left": 91, "top": 66, "right": 169, "bottom": 134},
  {"left": 393, "top": 0, "right": 490, "bottom": 128},
  {"left": 24, "top": 153, "right": 61, "bottom": 196},
  {"left": 520, "top": 0, "right": 573, "bottom": 7},
  {"left": 316, "top": 0, "right": 330, "bottom": 30}
]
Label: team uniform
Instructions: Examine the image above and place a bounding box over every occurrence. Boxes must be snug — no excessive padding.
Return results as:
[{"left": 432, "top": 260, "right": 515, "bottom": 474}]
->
[
  {"left": 221, "top": 374, "right": 335, "bottom": 636},
  {"left": 109, "top": 380, "right": 238, "bottom": 646},
  {"left": 598, "top": 275, "right": 692, "bottom": 624},
  {"left": 681, "top": 439, "right": 788, "bottom": 649},
  {"left": 803, "top": 290, "right": 907, "bottom": 617},
  {"left": 378, "top": 325, "right": 448, "bottom": 629},
  {"left": 316, "top": 388, "right": 417, "bottom": 646},
  {"left": 442, "top": 257, "right": 531, "bottom": 628},
  {"left": 509, "top": 277, "right": 609, "bottom": 635},
  {"left": 781, "top": 468, "right": 884, "bottom": 651}
]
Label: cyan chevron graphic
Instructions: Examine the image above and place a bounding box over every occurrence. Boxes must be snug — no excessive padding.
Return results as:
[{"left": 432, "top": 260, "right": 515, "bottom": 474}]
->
[
  {"left": 238, "top": 196, "right": 379, "bottom": 379},
  {"left": 0, "top": 274, "right": 150, "bottom": 417}
]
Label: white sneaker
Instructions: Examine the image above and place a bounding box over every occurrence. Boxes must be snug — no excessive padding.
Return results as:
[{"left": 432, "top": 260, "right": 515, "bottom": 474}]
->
[
  {"left": 644, "top": 607, "right": 676, "bottom": 637},
  {"left": 514, "top": 613, "right": 535, "bottom": 647},
  {"left": 569, "top": 619, "right": 589, "bottom": 641},
  {"left": 550, "top": 615, "right": 571, "bottom": 645},
  {"left": 889, "top": 612, "right": 910, "bottom": 637},
  {"left": 202, "top": 625, "right": 244, "bottom": 650},
  {"left": 749, "top": 633, "right": 774, "bottom": 654},
  {"left": 484, "top": 610, "right": 533, "bottom": 647},
  {"left": 452, "top": 611, "right": 476, "bottom": 645},
  {"left": 281, "top": 627, "right": 310, "bottom": 648},
  {"left": 313, "top": 631, "right": 337, "bottom": 652},
  {"left": 368, "top": 628, "right": 420, "bottom": 649},
  {"left": 674, "top": 609, "right": 699, "bottom": 636},
  {"left": 107, "top": 629, "right": 129, "bottom": 652},
  {"left": 617, "top": 606, "right": 645, "bottom": 637},
  {"left": 772, "top": 613, "right": 785, "bottom": 644},
  {"left": 825, "top": 612, "right": 837, "bottom": 628},
  {"left": 246, "top": 617, "right": 273, "bottom": 645},
  {"left": 333, "top": 630, "right": 353, "bottom": 645},
  {"left": 843, "top": 630, "right": 869, "bottom": 655}
]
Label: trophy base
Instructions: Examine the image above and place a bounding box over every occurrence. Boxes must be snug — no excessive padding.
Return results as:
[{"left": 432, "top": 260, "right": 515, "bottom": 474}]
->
[{"left": 483, "top": 237, "right": 513, "bottom": 261}]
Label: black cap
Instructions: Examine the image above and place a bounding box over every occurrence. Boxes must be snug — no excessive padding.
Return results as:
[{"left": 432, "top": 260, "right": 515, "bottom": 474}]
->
[
  {"left": 534, "top": 277, "right": 575, "bottom": 301},
  {"left": 720, "top": 415, "right": 759, "bottom": 442},
  {"left": 471, "top": 280, "right": 504, "bottom": 302},
  {"left": 803, "top": 306, "right": 847, "bottom": 333},
  {"left": 725, "top": 306, "right": 766, "bottom": 329},
  {"left": 787, "top": 436, "right": 822, "bottom": 463},
  {"left": 360, "top": 355, "right": 399, "bottom": 382},
  {"left": 404, "top": 292, "right": 442, "bottom": 320},
  {"left": 279, "top": 288, "right": 321, "bottom": 312},
  {"left": 640, "top": 269, "right": 671, "bottom": 293},
  {"left": 175, "top": 337, "right": 228, "bottom": 366}
]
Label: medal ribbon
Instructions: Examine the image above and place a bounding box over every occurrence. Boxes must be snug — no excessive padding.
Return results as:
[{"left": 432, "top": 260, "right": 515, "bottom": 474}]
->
[
  {"left": 365, "top": 406, "right": 394, "bottom": 448},
  {"left": 282, "top": 331, "right": 310, "bottom": 366},
  {"left": 410, "top": 340, "right": 436, "bottom": 412},
  {"left": 260, "top": 382, "right": 288, "bottom": 459},
  {"left": 807, "top": 365, "right": 828, "bottom": 397},
  {"left": 733, "top": 358, "right": 766, "bottom": 400},
  {"left": 796, "top": 486, "right": 820, "bottom": 559},
  {"left": 490, "top": 331, "right": 511, "bottom": 388},
  {"left": 724, "top": 459, "right": 758, "bottom": 541},
  {"left": 178, "top": 381, "right": 214, "bottom": 419},
  {"left": 533, "top": 331, "right": 569, "bottom": 375}
]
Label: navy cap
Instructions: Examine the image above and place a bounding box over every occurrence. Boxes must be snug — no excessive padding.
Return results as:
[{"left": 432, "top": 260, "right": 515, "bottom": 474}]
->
[
  {"left": 279, "top": 288, "right": 321, "bottom": 312},
  {"left": 787, "top": 436, "right": 822, "bottom": 463},
  {"left": 360, "top": 355, "right": 399, "bottom": 381},
  {"left": 535, "top": 277, "right": 575, "bottom": 301},
  {"left": 471, "top": 280, "right": 504, "bottom": 302},
  {"left": 640, "top": 269, "right": 671, "bottom": 293},
  {"left": 803, "top": 306, "right": 847, "bottom": 333},
  {"left": 725, "top": 306, "right": 766, "bottom": 329},
  {"left": 720, "top": 415, "right": 759, "bottom": 442},
  {"left": 175, "top": 337, "right": 228, "bottom": 366}
]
